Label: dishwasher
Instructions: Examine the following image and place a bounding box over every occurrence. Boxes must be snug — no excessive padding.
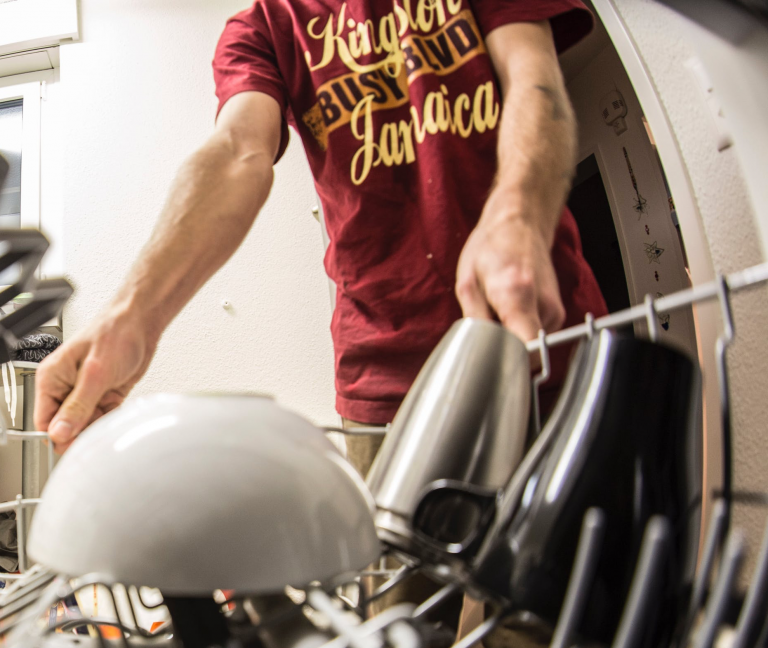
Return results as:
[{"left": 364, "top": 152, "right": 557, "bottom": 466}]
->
[{"left": 0, "top": 257, "right": 766, "bottom": 648}]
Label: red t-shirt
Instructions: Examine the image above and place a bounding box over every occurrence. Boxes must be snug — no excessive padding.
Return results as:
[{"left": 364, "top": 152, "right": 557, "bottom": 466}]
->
[{"left": 213, "top": 0, "right": 607, "bottom": 424}]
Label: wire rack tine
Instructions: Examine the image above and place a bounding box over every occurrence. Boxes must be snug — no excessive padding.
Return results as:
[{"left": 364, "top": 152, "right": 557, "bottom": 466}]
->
[
  {"left": 550, "top": 508, "right": 606, "bottom": 648},
  {"left": 47, "top": 439, "right": 54, "bottom": 476},
  {"left": 46, "top": 618, "right": 114, "bottom": 648},
  {"left": 1, "top": 575, "right": 69, "bottom": 639},
  {"left": 4, "top": 431, "right": 50, "bottom": 440},
  {"left": 309, "top": 587, "right": 383, "bottom": 648},
  {"left": 584, "top": 312, "right": 595, "bottom": 339},
  {"left": 0, "top": 497, "right": 41, "bottom": 515},
  {"left": 15, "top": 494, "right": 26, "bottom": 573},
  {"left": 0, "top": 585, "right": 52, "bottom": 624},
  {"left": 364, "top": 564, "right": 417, "bottom": 605},
  {"left": 451, "top": 607, "right": 505, "bottom": 648},
  {"left": 412, "top": 583, "right": 461, "bottom": 620},
  {"left": 531, "top": 329, "right": 550, "bottom": 435},
  {"left": 693, "top": 530, "right": 745, "bottom": 648},
  {"left": 644, "top": 294, "right": 659, "bottom": 342},
  {"left": 320, "top": 599, "right": 417, "bottom": 648},
  {"left": 681, "top": 499, "right": 729, "bottom": 646},
  {"left": 715, "top": 276, "right": 735, "bottom": 534},
  {"left": 610, "top": 517, "right": 671, "bottom": 648},
  {"left": 525, "top": 262, "right": 768, "bottom": 353},
  {"left": 732, "top": 514, "right": 768, "bottom": 648},
  {"left": 0, "top": 567, "right": 54, "bottom": 606}
]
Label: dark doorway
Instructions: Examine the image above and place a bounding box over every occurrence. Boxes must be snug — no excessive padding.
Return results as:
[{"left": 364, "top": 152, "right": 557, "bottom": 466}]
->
[{"left": 567, "top": 154, "right": 632, "bottom": 314}]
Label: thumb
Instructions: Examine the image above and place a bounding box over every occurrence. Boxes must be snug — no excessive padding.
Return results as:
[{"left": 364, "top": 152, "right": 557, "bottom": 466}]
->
[{"left": 48, "top": 360, "right": 108, "bottom": 444}]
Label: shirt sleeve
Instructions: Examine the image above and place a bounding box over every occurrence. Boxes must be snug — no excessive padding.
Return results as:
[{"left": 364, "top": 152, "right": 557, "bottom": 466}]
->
[
  {"left": 212, "top": 3, "right": 290, "bottom": 162},
  {"left": 468, "top": 0, "right": 594, "bottom": 54}
]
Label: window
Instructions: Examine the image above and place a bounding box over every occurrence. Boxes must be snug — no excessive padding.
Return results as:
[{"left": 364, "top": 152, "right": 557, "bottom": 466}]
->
[
  {"left": 0, "top": 81, "right": 41, "bottom": 285},
  {"left": 0, "top": 98, "right": 22, "bottom": 228},
  {"left": 0, "top": 81, "right": 41, "bottom": 230}
]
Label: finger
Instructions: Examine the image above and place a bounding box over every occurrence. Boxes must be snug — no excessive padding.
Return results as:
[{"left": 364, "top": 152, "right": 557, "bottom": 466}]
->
[
  {"left": 500, "top": 310, "right": 541, "bottom": 343},
  {"left": 34, "top": 388, "right": 65, "bottom": 434},
  {"left": 456, "top": 275, "right": 494, "bottom": 321},
  {"left": 52, "top": 404, "right": 116, "bottom": 455},
  {"left": 488, "top": 272, "right": 542, "bottom": 342},
  {"left": 53, "top": 438, "right": 75, "bottom": 455},
  {"left": 34, "top": 356, "right": 73, "bottom": 432},
  {"left": 539, "top": 289, "right": 566, "bottom": 333},
  {"left": 48, "top": 357, "right": 110, "bottom": 444}
]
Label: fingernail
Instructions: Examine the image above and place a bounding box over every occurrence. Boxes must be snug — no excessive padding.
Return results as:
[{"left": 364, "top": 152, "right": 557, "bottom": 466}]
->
[{"left": 49, "top": 420, "right": 74, "bottom": 442}]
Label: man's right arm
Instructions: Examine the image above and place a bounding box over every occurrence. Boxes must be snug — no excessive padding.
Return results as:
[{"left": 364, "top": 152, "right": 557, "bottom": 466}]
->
[{"left": 35, "top": 91, "right": 283, "bottom": 452}]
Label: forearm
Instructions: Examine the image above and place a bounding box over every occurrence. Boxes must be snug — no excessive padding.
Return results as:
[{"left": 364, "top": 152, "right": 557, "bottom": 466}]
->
[
  {"left": 110, "top": 135, "right": 274, "bottom": 342},
  {"left": 456, "top": 23, "right": 572, "bottom": 339},
  {"left": 36, "top": 93, "right": 282, "bottom": 447},
  {"left": 485, "top": 25, "right": 576, "bottom": 246}
]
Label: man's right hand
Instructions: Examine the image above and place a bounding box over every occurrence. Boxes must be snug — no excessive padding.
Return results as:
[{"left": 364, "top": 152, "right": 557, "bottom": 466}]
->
[
  {"left": 35, "top": 306, "right": 156, "bottom": 453},
  {"left": 34, "top": 91, "right": 283, "bottom": 453}
]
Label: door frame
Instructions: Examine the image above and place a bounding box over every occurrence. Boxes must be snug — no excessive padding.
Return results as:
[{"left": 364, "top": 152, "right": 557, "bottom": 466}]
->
[
  {"left": 590, "top": 0, "right": 721, "bottom": 554},
  {"left": 575, "top": 145, "right": 641, "bottom": 308}
]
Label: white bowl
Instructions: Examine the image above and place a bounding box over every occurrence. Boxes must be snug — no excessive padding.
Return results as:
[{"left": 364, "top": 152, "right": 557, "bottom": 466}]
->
[{"left": 29, "top": 393, "right": 380, "bottom": 594}]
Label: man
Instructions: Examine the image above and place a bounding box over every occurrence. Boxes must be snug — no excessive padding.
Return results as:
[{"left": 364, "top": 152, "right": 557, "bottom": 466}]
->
[{"left": 35, "top": 0, "right": 606, "bottom": 460}]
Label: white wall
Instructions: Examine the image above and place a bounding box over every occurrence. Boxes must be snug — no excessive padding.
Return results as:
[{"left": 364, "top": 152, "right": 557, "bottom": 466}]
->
[
  {"left": 673, "top": 10, "right": 768, "bottom": 259},
  {"left": 606, "top": 0, "right": 768, "bottom": 577},
  {"left": 56, "top": 0, "right": 338, "bottom": 426}
]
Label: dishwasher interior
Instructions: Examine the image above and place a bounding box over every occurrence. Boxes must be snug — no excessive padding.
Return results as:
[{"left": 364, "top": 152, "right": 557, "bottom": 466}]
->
[{"left": 0, "top": 245, "right": 766, "bottom": 648}]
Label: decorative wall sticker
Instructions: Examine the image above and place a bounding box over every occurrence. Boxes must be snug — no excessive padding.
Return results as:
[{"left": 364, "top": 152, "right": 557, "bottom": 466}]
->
[
  {"left": 644, "top": 241, "right": 665, "bottom": 264},
  {"left": 656, "top": 292, "right": 670, "bottom": 331},
  {"left": 601, "top": 89, "right": 628, "bottom": 135},
  {"left": 623, "top": 147, "right": 647, "bottom": 217},
  {"left": 655, "top": 271, "right": 660, "bottom": 282},
  {"left": 645, "top": 224, "right": 650, "bottom": 235}
]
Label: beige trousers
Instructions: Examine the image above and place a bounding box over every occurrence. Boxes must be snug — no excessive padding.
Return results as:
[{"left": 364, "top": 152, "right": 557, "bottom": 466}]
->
[{"left": 343, "top": 420, "right": 464, "bottom": 633}]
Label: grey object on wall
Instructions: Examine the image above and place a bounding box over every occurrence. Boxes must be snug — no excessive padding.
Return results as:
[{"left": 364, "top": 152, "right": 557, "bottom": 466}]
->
[{"left": 0, "top": 153, "right": 8, "bottom": 190}]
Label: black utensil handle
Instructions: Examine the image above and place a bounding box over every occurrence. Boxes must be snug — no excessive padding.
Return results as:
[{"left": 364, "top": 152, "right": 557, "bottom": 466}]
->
[
  {"left": 733, "top": 515, "right": 768, "bottom": 648},
  {"left": 550, "top": 508, "right": 606, "bottom": 648},
  {"left": 611, "top": 516, "right": 671, "bottom": 648},
  {"left": 693, "top": 530, "right": 745, "bottom": 648},
  {"left": 681, "top": 499, "right": 729, "bottom": 645}
]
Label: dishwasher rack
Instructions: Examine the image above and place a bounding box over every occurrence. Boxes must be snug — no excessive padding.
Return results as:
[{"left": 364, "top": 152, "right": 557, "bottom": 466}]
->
[
  {"left": 0, "top": 229, "right": 73, "bottom": 586},
  {"left": 0, "top": 505, "right": 766, "bottom": 648},
  {"left": 0, "top": 361, "right": 57, "bottom": 580},
  {"left": 0, "top": 261, "right": 766, "bottom": 648}
]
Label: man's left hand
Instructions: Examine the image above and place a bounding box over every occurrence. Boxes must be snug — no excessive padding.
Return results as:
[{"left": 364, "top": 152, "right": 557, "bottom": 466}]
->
[
  {"left": 456, "top": 204, "right": 565, "bottom": 343},
  {"left": 456, "top": 20, "right": 575, "bottom": 344}
]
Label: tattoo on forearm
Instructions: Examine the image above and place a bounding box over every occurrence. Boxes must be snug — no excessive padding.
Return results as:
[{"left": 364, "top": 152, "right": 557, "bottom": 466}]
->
[{"left": 534, "top": 85, "right": 566, "bottom": 121}]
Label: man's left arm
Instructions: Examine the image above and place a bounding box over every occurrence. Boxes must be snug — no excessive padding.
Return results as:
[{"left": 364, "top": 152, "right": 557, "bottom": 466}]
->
[{"left": 456, "top": 20, "right": 576, "bottom": 343}]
